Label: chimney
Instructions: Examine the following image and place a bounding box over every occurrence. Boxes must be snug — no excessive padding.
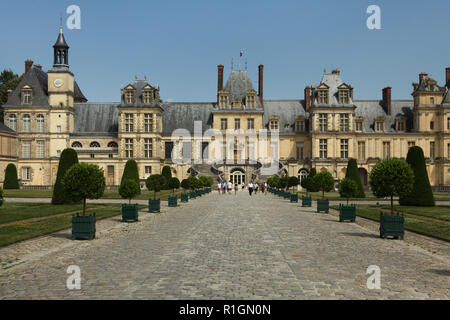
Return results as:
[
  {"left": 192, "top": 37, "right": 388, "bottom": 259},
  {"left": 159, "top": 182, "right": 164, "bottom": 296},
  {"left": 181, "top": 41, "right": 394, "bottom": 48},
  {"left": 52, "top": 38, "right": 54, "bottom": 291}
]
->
[
  {"left": 419, "top": 72, "right": 428, "bottom": 83},
  {"left": 446, "top": 67, "right": 450, "bottom": 87},
  {"left": 258, "top": 64, "right": 264, "bottom": 105},
  {"left": 7, "top": 90, "right": 12, "bottom": 101},
  {"left": 382, "top": 87, "right": 392, "bottom": 115},
  {"left": 217, "top": 64, "right": 224, "bottom": 93},
  {"left": 35, "top": 64, "right": 42, "bottom": 70},
  {"left": 25, "top": 60, "right": 33, "bottom": 73},
  {"left": 304, "top": 86, "right": 311, "bottom": 112},
  {"left": 332, "top": 69, "right": 340, "bottom": 75}
]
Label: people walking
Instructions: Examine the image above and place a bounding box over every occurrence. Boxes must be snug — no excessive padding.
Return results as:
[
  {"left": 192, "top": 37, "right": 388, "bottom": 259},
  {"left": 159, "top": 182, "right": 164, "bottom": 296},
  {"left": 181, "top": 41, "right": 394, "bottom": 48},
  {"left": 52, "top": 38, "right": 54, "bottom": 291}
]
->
[
  {"left": 254, "top": 182, "right": 259, "bottom": 194},
  {"left": 248, "top": 182, "right": 254, "bottom": 196},
  {"left": 227, "top": 181, "right": 233, "bottom": 194},
  {"left": 222, "top": 182, "right": 226, "bottom": 194},
  {"left": 264, "top": 182, "right": 268, "bottom": 195},
  {"left": 218, "top": 182, "right": 222, "bottom": 194},
  {"left": 234, "top": 183, "right": 238, "bottom": 195},
  {"left": 260, "top": 182, "right": 265, "bottom": 194}
]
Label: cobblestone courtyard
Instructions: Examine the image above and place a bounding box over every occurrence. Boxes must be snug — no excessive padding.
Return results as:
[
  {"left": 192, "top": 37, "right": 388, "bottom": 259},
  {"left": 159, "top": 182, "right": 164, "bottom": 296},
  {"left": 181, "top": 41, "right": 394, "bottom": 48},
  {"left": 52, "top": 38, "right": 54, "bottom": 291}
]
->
[{"left": 0, "top": 191, "right": 449, "bottom": 299}]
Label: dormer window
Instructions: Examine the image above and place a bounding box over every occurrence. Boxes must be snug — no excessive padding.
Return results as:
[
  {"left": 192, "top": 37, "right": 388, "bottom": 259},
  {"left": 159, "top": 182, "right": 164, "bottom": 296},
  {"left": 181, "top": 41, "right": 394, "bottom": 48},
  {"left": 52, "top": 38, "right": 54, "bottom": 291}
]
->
[
  {"left": 396, "top": 117, "right": 406, "bottom": 132},
  {"left": 318, "top": 89, "right": 328, "bottom": 104},
  {"left": 245, "top": 90, "right": 257, "bottom": 109},
  {"left": 142, "top": 87, "right": 153, "bottom": 105},
  {"left": 21, "top": 86, "right": 33, "bottom": 105},
  {"left": 355, "top": 119, "right": 363, "bottom": 132},
  {"left": 124, "top": 86, "right": 136, "bottom": 104},
  {"left": 375, "top": 119, "right": 385, "bottom": 132},
  {"left": 269, "top": 117, "right": 279, "bottom": 131},
  {"left": 218, "top": 91, "right": 229, "bottom": 109},
  {"left": 295, "top": 117, "right": 305, "bottom": 132},
  {"left": 338, "top": 88, "right": 350, "bottom": 104}
]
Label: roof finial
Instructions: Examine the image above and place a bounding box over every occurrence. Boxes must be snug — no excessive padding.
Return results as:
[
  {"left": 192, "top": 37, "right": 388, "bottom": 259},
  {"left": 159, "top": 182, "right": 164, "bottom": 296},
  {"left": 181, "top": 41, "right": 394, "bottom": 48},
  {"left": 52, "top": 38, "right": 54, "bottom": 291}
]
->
[
  {"left": 324, "top": 68, "right": 327, "bottom": 74},
  {"left": 59, "top": 13, "right": 63, "bottom": 33},
  {"left": 135, "top": 74, "right": 138, "bottom": 80}
]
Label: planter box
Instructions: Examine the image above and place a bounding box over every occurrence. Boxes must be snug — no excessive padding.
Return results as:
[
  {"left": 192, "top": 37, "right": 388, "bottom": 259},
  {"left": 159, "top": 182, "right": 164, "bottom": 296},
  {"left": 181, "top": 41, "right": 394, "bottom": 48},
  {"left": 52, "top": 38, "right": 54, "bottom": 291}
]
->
[
  {"left": 283, "top": 191, "right": 290, "bottom": 199},
  {"left": 290, "top": 193, "right": 298, "bottom": 203},
  {"left": 380, "top": 212, "right": 404, "bottom": 239},
  {"left": 181, "top": 193, "right": 189, "bottom": 203},
  {"left": 168, "top": 195, "right": 178, "bottom": 207},
  {"left": 148, "top": 199, "right": 161, "bottom": 213},
  {"left": 302, "top": 196, "right": 312, "bottom": 207},
  {"left": 339, "top": 204, "right": 356, "bottom": 222},
  {"left": 122, "top": 204, "right": 139, "bottom": 222},
  {"left": 189, "top": 191, "right": 196, "bottom": 199},
  {"left": 72, "top": 213, "right": 96, "bottom": 240},
  {"left": 317, "top": 199, "right": 329, "bottom": 213}
]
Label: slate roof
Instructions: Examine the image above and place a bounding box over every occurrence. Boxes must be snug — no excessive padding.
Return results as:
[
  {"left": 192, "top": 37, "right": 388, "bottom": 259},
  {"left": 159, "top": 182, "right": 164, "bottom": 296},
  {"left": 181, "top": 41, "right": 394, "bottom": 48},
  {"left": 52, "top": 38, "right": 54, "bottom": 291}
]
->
[
  {"left": 312, "top": 72, "right": 354, "bottom": 107},
  {"left": 120, "top": 79, "right": 159, "bottom": 107},
  {"left": 262, "top": 100, "right": 307, "bottom": 133},
  {"left": 4, "top": 65, "right": 87, "bottom": 107},
  {"left": 74, "top": 103, "right": 119, "bottom": 134},
  {"left": 0, "top": 122, "right": 16, "bottom": 134},
  {"left": 223, "top": 70, "right": 262, "bottom": 108},
  {"left": 161, "top": 102, "right": 215, "bottom": 134}
]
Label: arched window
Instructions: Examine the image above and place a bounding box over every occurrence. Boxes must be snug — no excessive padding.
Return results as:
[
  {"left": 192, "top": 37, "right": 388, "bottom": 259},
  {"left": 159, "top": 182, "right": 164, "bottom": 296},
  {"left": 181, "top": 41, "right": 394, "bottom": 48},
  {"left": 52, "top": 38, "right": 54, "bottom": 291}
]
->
[
  {"left": 37, "top": 114, "right": 45, "bottom": 133},
  {"left": 107, "top": 141, "right": 118, "bottom": 148},
  {"left": 9, "top": 114, "right": 17, "bottom": 131},
  {"left": 90, "top": 141, "right": 100, "bottom": 148},
  {"left": 298, "top": 169, "right": 308, "bottom": 185},
  {"left": 71, "top": 142, "right": 82, "bottom": 148},
  {"left": 23, "top": 114, "right": 31, "bottom": 132}
]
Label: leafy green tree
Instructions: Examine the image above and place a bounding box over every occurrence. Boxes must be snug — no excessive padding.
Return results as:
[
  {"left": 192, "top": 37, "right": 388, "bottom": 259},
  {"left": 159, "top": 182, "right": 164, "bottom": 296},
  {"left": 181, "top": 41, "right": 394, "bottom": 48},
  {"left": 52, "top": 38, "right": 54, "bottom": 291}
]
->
[
  {"left": 52, "top": 148, "right": 79, "bottom": 204},
  {"left": 399, "top": 146, "right": 435, "bottom": 206},
  {"left": 161, "top": 166, "right": 172, "bottom": 189},
  {"left": 268, "top": 176, "right": 280, "bottom": 188},
  {"left": 279, "top": 176, "right": 289, "bottom": 190},
  {"left": 120, "top": 160, "right": 140, "bottom": 195},
  {"left": 0, "top": 70, "right": 22, "bottom": 123},
  {"left": 301, "top": 168, "right": 318, "bottom": 193},
  {"left": 62, "top": 163, "right": 106, "bottom": 215},
  {"left": 338, "top": 178, "right": 358, "bottom": 205},
  {"left": 313, "top": 171, "right": 335, "bottom": 200},
  {"left": 181, "top": 178, "right": 191, "bottom": 192},
  {"left": 369, "top": 158, "right": 414, "bottom": 214},
  {"left": 168, "top": 177, "right": 180, "bottom": 195},
  {"left": 345, "top": 158, "right": 365, "bottom": 198},
  {"left": 146, "top": 174, "right": 165, "bottom": 200},
  {"left": 119, "top": 179, "right": 140, "bottom": 204},
  {"left": 187, "top": 176, "right": 199, "bottom": 190},
  {"left": 3, "top": 163, "right": 19, "bottom": 189},
  {"left": 205, "top": 177, "right": 214, "bottom": 187},
  {"left": 288, "top": 176, "right": 299, "bottom": 192},
  {"left": 0, "top": 187, "right": 4, "bottom": 207}
]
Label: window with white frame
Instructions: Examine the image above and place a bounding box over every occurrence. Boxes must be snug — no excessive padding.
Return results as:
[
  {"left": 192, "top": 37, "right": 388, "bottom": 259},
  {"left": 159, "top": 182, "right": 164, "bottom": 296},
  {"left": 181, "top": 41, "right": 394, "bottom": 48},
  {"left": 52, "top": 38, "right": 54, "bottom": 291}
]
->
[
  {"left": 318, "top": 89, "right": 328, "bottom": 104},
  {"left": 22, "top": 167, "right": 31, "bottom": 181},
  {"left": 36, "top": 140, "right": 45, "bottom": 158},
  {"left": 247, "top": 118, "right": 254, "bottom": 130},
  {"left": 144, "top": 138, "right": 153, "bottom": 158},
  {"left": 22, "top": 87, "right": 32, "bottom": 105},
  {"left": 356, "top": 120, "right": 363, "bottom": 132},
  {"left": 319, "top": 139, "right": 327, "bottom": 159},
  {"left": 340, "top": 139, "right": 349, "bottom": 158},
  {"left": 125, "top": 113, "right": 134, "bottom": 132},
  {"left": 125, "top": 89, "right": 135, "bottom": 104},
  {"left": 22, "top": 141, "right": 31, "bottom": 158},
  {"left": 22, "top": 114, "right": 30, "bottom": 132},
  {"left": 319, "top": 114, "right": 328, "bottom": 132},
  {"left": 9, "top": 114, "right": 17, "bottom": 131},
  {"left": 338, "top": 89, "right": 350, "bottom": 104},
  {"left": 375, "top": 120, "right": 384, "bottom": 132},
  {"left": 295, "top": 119, "right": 305, "bottom": 132},
  {"left": 221, "top": 118, "right": 228, "bottom": 130},
  {"left": 144, "top": 113, "right": 153, "bottom": 132},
  {"left": 234, "top": 118, "right": 240, "bottom": 130},
  {"left": 340, "top": 114, "right": 349, "bottom": 132},
  {"left": 142, "top": 89, "right": 153, "bottom": 104},
  {"left": 37, "top": 114, "right": 45, "bottom": 133},
  {"left": 125, "top": 138, "right": 134, "bottom": 158}
]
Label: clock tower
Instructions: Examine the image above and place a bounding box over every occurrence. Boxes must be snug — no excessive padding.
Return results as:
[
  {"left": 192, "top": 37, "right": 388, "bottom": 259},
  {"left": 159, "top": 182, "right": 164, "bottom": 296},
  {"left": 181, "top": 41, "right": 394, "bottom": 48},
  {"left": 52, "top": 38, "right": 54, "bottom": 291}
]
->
[{"left": 47, "top": 26, "right": 75, "bottom": 157}]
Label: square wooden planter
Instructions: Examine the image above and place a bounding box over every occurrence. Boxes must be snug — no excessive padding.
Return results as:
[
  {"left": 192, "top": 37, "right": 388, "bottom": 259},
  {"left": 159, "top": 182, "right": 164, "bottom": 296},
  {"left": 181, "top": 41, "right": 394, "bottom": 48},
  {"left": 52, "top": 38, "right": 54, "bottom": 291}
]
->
[
  {"left": 122, "top": 204, "right": 139, "bottom": 222},
  {"left": 72, "top": 213, "right": 96, "bottom": 240},
  {"left": 181, "top": 193, "right": 189, "bottom": 203},
  {"left": 317, "top": 199, "right": 329, "bottom": 213},
  {"left": 148, "top": 199, "right": 161, "bottom": 213},
  {"left": 380, "top": 212, "right": 404, "bottom": 240},
  {"left": 290, "top": 193, "right": 299, "bottom": 203},
  {"left": 302, "top": 196, "right": 312, "bottom": 207},
  {"left": 339, "top": 204, "right": 356, "bottom": 222},
  {"left": 168, "top": 196, "right": 178, "bottom": 207},
  {"left": 189, "top": 191, "right": 196, "bottom": 199}
]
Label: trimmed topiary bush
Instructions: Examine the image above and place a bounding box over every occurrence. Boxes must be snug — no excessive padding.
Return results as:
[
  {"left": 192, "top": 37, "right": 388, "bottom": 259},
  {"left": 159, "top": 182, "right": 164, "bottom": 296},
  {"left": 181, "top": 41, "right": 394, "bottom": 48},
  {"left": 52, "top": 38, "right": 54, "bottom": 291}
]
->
[
  {"left": 338, "top": 178, "right": 358, "bottom": 205},
  {"left": 52, "top": 149, "right": 79, "bottom": 204},
  {"left": 181, "top": 178, "right": 191, "bottom": 192},
  {"left": 399, "top": 146, "right": 435, "bottom": 206},
  {"left": 168, "top": 177, "right": 180, "bottom": 194},
  {"left": 345, "top": 158, "right": 365, "bottom": 198},
  {"left": 288, "top": 176, "right": 299, "bottom": 192},
  {"left": 313, "top": 171, "right": 334, "bottom": 199},
  {"left": 119, "top": 179, "right": 140, "bottom": 204},
  {"left": 161, "top": 165, "right": 172, "bottom": 189},
  {"left": 3, "top": 163, "right": 19, "bottom": 189},
  {"left": 120, "top": 160, "right": 140, "bottom": 195},
  {"left": 146, "top": 174, "right": 165, "bottom": 199}
]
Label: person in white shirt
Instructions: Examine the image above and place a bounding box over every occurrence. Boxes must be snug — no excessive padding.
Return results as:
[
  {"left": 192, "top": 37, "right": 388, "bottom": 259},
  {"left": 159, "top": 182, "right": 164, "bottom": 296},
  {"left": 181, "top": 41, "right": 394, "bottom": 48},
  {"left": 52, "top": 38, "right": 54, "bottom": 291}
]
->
[
  {"left": 227, "top": 181, "right": 233, "bottom": 194},
  {"left": 217, "top": 182, "right": 222, "bottom": 194},
  {"left": 248, "top": 182, "right": 254, "bottom": 196}
]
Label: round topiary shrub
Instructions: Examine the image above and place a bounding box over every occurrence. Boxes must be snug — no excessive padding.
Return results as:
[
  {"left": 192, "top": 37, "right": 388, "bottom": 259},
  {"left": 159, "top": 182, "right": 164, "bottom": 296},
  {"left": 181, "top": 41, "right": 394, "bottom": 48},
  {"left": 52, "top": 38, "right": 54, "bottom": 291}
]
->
[
  {"left": 313, "top": 171, "right": 335, "bottom": 199},
  {"left": 52, "top": 148, "right": 79, "bottom": 204},
  {"left": 119, "top": 179, "right": 140, "bottom": 204},
  {"left": 181, "top": 178, "right": 191, "bottom": 192},
  {"left": 168, "top": 177, "right": 180, "bottom": 194},
  {"left": 3, "top": 163, "right": 19, "bottom": 190},
  {"left": 120, "top": 160, "right": 140, "bottom": 195},
  {"left": 338, "top": 178, "right": 358, "bottom": 205},
  {"left": 146, "top": 174, "right": 165, "bottom": 199}
]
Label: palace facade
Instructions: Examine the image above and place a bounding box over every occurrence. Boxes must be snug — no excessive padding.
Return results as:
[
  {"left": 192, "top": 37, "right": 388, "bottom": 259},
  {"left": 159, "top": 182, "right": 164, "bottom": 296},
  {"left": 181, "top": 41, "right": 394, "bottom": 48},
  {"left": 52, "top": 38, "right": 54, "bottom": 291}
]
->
[{"left": 1, "top": 28, "right": 450, "bottom": 189}]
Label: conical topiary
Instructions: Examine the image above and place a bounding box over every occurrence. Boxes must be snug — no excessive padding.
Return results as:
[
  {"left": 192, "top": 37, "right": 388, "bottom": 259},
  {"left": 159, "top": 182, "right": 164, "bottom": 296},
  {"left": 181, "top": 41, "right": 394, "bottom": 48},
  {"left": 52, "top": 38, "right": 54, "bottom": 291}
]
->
[
  {"left": 399, "top": 146, "right": 435, "bottom": 206},
  {"left": 52, "top": 148, "right": 79, "bottom": 204},
  {"left": 3, "top": 163, "right": 20, "bottom": 189},
  {"left": 161, "top": 165, "right": 172, "bottom": 190},
  {"left": 120, "top": 160, "right": 141, "bottom": 195},
  {"left": 345, "top": 158, "right": 365, "bottom": 198}
]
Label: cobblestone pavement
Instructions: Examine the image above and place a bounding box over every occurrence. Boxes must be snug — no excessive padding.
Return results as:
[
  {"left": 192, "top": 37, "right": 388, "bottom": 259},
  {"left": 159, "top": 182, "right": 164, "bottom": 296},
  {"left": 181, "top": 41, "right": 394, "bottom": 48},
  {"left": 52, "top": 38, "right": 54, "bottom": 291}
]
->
[{"left": 0, "top": 191, "right": 449, "bottom": 299}]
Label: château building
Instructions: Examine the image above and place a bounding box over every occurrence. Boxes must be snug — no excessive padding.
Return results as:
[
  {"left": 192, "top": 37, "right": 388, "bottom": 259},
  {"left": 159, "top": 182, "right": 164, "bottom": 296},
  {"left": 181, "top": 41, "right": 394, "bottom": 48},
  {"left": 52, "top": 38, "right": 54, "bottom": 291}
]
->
[{"left": 1, "top": 28, "right": 450, "bottom": 189}]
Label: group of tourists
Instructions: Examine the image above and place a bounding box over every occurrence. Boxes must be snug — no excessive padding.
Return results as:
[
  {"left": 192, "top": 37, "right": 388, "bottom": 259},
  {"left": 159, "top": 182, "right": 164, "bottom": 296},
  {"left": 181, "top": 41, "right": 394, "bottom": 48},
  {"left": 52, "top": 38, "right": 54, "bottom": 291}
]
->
[{"left": 217, "top": 180, "right": 268, "bottom": 196}]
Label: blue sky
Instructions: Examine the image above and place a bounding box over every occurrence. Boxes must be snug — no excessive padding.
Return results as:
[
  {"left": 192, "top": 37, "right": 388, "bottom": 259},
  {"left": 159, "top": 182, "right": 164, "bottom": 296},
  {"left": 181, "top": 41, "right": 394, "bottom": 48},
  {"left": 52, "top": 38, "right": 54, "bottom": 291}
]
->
[{"left": 1, "top": 0, "right": 449, "bottom": 102}]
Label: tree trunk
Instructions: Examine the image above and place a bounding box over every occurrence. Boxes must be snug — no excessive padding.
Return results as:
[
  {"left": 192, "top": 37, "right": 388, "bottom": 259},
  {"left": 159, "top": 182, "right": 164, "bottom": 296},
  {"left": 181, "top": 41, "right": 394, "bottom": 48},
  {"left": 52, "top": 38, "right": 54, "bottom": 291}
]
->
[
  {"left": 391, "top": 195, "right": 394, "bottom": 215},
  {"left": 83, "top": 198, "right": 86, "bottom": 215},
  {"left": 322, "top": 190, "right": 325, "bottom": 200}
]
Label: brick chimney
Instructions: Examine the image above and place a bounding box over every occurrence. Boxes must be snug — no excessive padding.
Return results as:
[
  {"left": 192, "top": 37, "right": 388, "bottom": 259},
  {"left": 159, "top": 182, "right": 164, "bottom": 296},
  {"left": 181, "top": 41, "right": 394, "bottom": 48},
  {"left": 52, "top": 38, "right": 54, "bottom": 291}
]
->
[
  {"left": 382, "top": 87, "right": 392, "bottom": 115},
  {"left": 258, "top": 64, "right": 264, "bottom": 106},
  {"left": 419, "top": 72, "right": 428, "bottom": 83},
  {"left": 304, "top": 86, "right": 311, "bottom": 112},
  {"left": 25, "top": 60, "right": 33, "bottom": 73},
  {"left": 446, "top": 67, "right": 450, "bottom": 87},
  {"left": 217, "top": 64, "right": 224, "bottom": 93}
]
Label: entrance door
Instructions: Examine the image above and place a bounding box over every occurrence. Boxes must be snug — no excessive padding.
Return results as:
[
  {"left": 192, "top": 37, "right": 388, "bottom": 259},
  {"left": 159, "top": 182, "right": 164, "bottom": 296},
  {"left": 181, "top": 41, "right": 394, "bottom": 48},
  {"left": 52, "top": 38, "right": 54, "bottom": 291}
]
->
[
  {"left": 230, "top": 169, "right": 245, "bottom": 185},
  {"left": 107, "top": 165, "right": 115, "bottom": 186}
]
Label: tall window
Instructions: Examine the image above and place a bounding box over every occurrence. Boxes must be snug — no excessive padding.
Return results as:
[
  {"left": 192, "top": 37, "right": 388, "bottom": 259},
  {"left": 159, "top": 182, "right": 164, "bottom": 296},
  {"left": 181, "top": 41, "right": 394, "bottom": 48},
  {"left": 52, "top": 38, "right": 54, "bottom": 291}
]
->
[
  {"left": 318, "top": 89, "right": 328, "bottom": 104},
  {"left": 319, "top": 139, "right": 327, "bottom": 159},
  {"left": 22, "top": 141, "right": 31, "bottom": 158},
  {"left": 383, "top": 141, "right": 390, "bottom": 159},
  {"left": 298, "top": 169, "right": 308, "bottom": 185},
  {"left": 355, "top": 120, "right": 363, "bottom": 132},
  {"left": 247, "top": 118, "right": 254, "bottom": 130},
  {"left": 165, "top": 142, "right": 174, "bottom": 159},
  {"left": 144, "top": 113, "right": 154, "bottom": 132},
  {"left": 247, "top": 95, "right": 255, "bottom": 108},
  {"left": 447, "top": 117, "right": 450, "bottom": 130},
  {"left": 340, "top": 139, "right": 349, "bottom": 158},
  {"left": 125, "top": 138, "right": 133, "bottom": 158},
  {"left": 142, "top": 89, "right": 153, "bottom": 104},
  {"left": 125, "top": 90, "right": 135, "bottom": 104},
  {"left": 37, "top": 114, "right": 45, "bottom": 133},
  {"left": 37, "top": 140, "right": 45, "bottom": 158},
  {"left": 448, "top": 143, "right": 450, "bottom": 159},
  {"left": 221, "top": 118, "right": 228, "bottom": 130},
  {"left": 22, "top": 167, "right": 31, "bottom": 181},
  {"left": 23, "top": 114, "right": 30, "bottom": 132},
  {"left": 340, "top": 114, "right": 349, "bottom": 132},
  {"left": 430, "top": 141, "right": 435, "bottom": 159},
  {"left": 295, "top": 120, "right": 305, "bottom": 132},
  {"left": 22, "top": 88, "right": 32, "bottom": 105},
  {"left": 219, "top": 95, "right": 228, "bottom": 108},
  {"left": 234, "top": 118, "right": 240, "bottom": 130},
  {"left": 270, "top": 120, "right": 279, "bottom": 130},
  {"left": 182, "top": 141, "right": 191, "bottom": 161},
  {"left": 9, "top": 114, "right": 17, "bottom": 131},
  {"left": 125, "top": 114, "right": 134, "bottom": 132},
  {"left": 430, "top": 121, "right": 434, "bottom": 130},
  {"left": 376, "top": 121, "right": 384, "bottom": 132},
  {"left": 396, "top": 118, "right": 405, "bottom": 131},
  {"left": 296, "top": 143, "right": 304, "bottom": 160},
  {"left": 144, "top": 138, "right": 153, "bottom": 158},
  {"left": 338, "top": 89, "right": 350, "bottom": 104},
  {"left": 319, "top": 114, "right": 328, "bottom": 132},
  {"left": 358, "top": 141, "right": 365, "bottom": 160}
]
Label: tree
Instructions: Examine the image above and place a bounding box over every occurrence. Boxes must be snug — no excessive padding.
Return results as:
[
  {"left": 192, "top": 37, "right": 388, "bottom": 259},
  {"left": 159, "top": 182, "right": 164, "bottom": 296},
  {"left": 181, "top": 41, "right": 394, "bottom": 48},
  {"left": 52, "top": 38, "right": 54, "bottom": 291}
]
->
[
  {"left": 0, "top": 70, "right": 22, "bottom": 123},
  {"left": 62, "top": 163, "right": 106, "bottom": 215},
  {"left": 399, "top": 146, "right": 435, "bottom": 206},
  {"left": 313, "top": 171, "right": 335, "bottom": 199},
  {"left": 301, "top": 168, "right": 317, "bottom": 194},
  {"left": 345, "top": 158, "right": 365, "bottom": 198},
  {"left": 52, "top": 148, "right": 79, "bottom": 204},
  {"left": 338, "top": 178, "right": 358, "bottom": 205},
  {"left": 120, "top": 160, "right": 140, "bottom": 195},
  {"left": 278, "top": 176, "right": 289, "bottom": 190},
  {"left": 181, "top": 178, "right": 191, "bottom": 192},
  {"left": 268, "top": 176, "right": 280, "bottom": 188},
  {"left": 187, "top": 176, "right": 199, "bottom": 190},
  {"left": 0, "top": 187, "right": 4, "bottom": 207},
  {"left": 146, "top": 174, "right": 165, "bottom": 200},
  {"left": 3, "top": 163, "right": 19, "bottom": 189},
  {"left": 119, "top": 179, "right": 140, "bottom": 205},
  {"left": 168, "top": 177, "right": 180, "bottom": 195},
  {"left": 369, "top": 158, "right": 414, "bottom": 214},
  {"left": 288, "top": 176, "right": 299, "bottom": 192},
  {"left": 205, "top": 177, "right": 214, "bottom": 187},
  {"left": 161, "top": 166, "right": 172, "bottom": 189}
]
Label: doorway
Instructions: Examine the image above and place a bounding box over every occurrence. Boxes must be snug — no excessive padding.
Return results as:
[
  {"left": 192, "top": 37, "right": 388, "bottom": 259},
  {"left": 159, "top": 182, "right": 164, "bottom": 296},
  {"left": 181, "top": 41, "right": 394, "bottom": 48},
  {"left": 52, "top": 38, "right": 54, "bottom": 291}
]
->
[{"left": 230, "top": 168, "right": 246, "bottom": 185}]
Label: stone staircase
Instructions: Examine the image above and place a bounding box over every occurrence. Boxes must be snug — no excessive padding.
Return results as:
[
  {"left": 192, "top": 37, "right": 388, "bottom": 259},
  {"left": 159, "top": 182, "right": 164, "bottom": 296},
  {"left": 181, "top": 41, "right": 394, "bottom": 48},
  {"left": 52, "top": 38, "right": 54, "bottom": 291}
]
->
[{"left": 190, "top": 163, "right": 224, "bottom": 182}]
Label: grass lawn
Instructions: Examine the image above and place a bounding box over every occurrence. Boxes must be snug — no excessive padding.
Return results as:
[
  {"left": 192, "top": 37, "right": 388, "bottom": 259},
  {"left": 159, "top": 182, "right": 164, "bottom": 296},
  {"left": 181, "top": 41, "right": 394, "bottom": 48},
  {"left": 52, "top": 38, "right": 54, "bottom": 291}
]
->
[
  {"left": 0, "top": 203, "right": 147, "bottom": 248},
  {"left": 331, "top": 204, "right": 450, "bottom": 241},
  {"left": 297, "top": 191, "right": 382, "bottom": 201},
  {"left": 378, "top": 205, "right": 450, "bottom": 222}
]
